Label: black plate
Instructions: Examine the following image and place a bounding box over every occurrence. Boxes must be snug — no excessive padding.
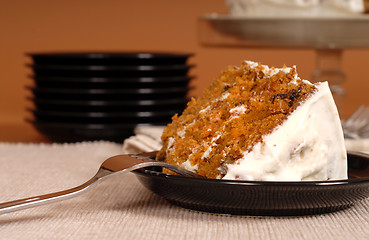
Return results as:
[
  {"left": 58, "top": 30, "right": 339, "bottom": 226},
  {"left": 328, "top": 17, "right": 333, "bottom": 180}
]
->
[
  {"left": 28, "top": 108, "right": 178, "bottom": 118},
  {"left": 133, "top": 152, "right": 369, "bottom": 216},
  {"left": 29, "top": 75, "right": 194, "bottom": 89},
  {"left": 27, "top": 86, "right": 189, "bottom": 100},
  {"left": 27, "top": 119, "right": 166, "bottom": 142},
  {"left": 27, "top": 52, "right": 193, "bottom": 65},
  {"left": 28, "top": 97, "right": 188, "bottom": 112},
  {"left": 28, "top": 64, "right": 194, "bottom": 77},
  {"left": 28, "top": 108, "right": 176, "bottom": 124}
]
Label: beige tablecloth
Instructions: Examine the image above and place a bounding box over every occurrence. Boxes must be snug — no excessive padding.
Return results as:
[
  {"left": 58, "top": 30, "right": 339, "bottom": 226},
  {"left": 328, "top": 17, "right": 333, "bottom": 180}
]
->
[{"left": 0, "top": 140, "right": 368, "bottom": 240}]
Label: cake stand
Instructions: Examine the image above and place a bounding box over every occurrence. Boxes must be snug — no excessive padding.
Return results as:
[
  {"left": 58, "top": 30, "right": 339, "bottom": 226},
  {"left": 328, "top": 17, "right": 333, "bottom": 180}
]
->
[{"left": 198, "top": 14, "right": 369, "bottom": 114}]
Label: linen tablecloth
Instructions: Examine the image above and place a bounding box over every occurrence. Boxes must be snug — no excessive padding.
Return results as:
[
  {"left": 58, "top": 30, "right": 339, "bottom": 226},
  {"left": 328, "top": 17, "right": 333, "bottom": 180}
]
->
[{"left": 0, "top": 140, "right": 368, "bottom": 240}]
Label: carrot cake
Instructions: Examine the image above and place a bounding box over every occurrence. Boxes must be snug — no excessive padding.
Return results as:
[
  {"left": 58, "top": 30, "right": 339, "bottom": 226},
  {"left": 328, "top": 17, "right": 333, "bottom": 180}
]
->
[{"left": 156, "top": 60, "right": 347, "bottom": 181}]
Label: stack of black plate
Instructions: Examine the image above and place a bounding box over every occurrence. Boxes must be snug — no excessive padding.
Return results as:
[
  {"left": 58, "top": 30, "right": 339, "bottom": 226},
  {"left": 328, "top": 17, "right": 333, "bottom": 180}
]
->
[{"left": 26, "top": 52, "right": 194, "bottom": 142}]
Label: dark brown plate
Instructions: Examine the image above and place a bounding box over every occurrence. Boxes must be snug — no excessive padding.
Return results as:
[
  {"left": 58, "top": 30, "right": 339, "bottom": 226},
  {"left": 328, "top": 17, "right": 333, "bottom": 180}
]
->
[
  {"left": 29, "top": 75, "right": 194, "bottom": 89},
  {"left": 27, "top": 64, "right": 194, "bottom": 78},
  {"left": 26, "top": 86, "right": 190, "bottom": 100},
  {"left": 133, "top": 152, "right": 369, "bottom": 216},
  {"left": 27, "top": 52, "right": 193, "bottom": 65},
  {"left": 27, "top": 97, "right": 188, "bottom": 112},
  {"left": 28, "top": 108, "right": 175, "bottom": 124},
  {"left": 27, "top": 108, "right": 178, "bottom": 118},
  {"left": 27, "top": 119, "right": 166, "bottom": 142}
]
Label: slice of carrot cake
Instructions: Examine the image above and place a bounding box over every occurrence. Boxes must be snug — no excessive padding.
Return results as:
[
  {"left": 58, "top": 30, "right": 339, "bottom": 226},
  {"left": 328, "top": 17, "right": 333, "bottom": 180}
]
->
[{"left": 156, "top": 60, "right": 347, "bottom": 181}]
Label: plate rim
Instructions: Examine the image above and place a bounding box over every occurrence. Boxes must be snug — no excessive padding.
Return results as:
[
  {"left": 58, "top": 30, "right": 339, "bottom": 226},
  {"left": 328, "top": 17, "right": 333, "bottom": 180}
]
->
[
  {"left": 26, "top": 85, "right": 191, "bottom": 94},
  {"left": 133, "top": 151, "right": 369, "bottom": 187},
  {"left": 200, "top": 14, "right": 369, "bottom": 21},
  {"left": 26, "top": 118, "right": 166, "bottom": 129},
  {"left": 26, "top": 52, "right": 194, "bottom": 59},
  {"left": 27, "top": 96, "right": 189, "bottom": 106},
  {"left": 27, "top": 63, "right": 196, "bottom": 71},
  {"left": 29, "top": 75, "right": 195, "bottom": 83}
]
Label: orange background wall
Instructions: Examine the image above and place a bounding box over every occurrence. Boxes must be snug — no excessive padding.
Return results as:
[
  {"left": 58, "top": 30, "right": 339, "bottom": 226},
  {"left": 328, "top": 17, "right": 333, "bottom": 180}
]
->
[{"left": 1, "top": 0, "right": 369, "bottom": 132}]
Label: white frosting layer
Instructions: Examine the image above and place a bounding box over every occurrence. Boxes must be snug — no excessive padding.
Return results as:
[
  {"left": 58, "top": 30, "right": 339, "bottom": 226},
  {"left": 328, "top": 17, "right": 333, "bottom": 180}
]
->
[
  {"left": 244, "top": 60, "right": 295, "bottom": 77},
  {"left": 227, "top": 0, "right": 367, "bottom": 17},
  {"left": 223, "top": 81, "right": 347, "bottom": 181}
]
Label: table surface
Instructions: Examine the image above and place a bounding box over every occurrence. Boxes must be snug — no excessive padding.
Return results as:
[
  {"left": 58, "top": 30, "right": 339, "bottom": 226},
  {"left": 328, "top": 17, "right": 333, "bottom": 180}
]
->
[
  {"left": 0, "top": 141, "right": 368, "bottom": 240},
  {"left": 1, "top": 123, "right": 369, "bottom": 240}
]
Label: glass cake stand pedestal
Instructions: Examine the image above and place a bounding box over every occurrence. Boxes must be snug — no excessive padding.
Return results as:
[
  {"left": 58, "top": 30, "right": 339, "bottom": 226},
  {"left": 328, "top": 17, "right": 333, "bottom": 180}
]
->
[{"left": 198, "top": 15, "right": 369, "bottom": 115}]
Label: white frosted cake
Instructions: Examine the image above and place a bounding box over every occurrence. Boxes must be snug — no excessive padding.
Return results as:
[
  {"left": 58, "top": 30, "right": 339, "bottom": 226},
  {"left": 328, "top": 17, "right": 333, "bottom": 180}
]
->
[
  {"left": 157, "top": 61, "right": 347, "bottom": 181},
  {"left": 227, "top": 0, "right": 369, "bottom": 17}
]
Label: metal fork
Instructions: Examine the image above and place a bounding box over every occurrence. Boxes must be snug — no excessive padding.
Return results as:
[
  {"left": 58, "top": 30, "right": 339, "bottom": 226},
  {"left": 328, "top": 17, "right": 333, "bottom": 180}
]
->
[
  {"left": 0, "top": 151, "right": 201, "bottom": 215},
  {"left": 342, "top": 105, "right": 369, "bottom": 139}
]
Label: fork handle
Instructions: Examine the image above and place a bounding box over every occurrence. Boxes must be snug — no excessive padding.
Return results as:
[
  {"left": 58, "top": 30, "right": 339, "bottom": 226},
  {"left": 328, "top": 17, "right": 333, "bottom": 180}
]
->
[
  {"left": 0, "top": 153, "right": 199, "bottom": 215},
  {"left": 0, "top": 168, "right": 111, "bottom": 215}
]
